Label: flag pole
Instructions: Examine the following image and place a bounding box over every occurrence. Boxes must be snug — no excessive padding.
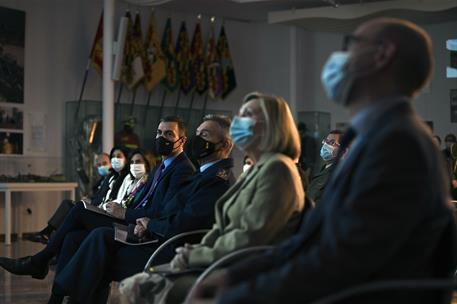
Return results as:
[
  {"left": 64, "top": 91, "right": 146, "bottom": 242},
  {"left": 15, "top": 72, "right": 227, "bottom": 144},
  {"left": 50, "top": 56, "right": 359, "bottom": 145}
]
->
[
  {"left": 74, "top": 60, "right": 91, "bottom": 123},
  {"left": 143, "top": 90, "right": 153, "bottom": 126},
  {"left": 114, "top": 84, "right": 124, "bottom": 126},
  {"left": 201, "top": 93, "right": 209, "bottom": 118},
  {"left": 186, "top": 91, "right": 195, "bottom": 124},
  {"left": 174, "top": 90, "right": 182, "bottom": 115},
  {"left": 158, "top": 89, "right": 167, "bottom": 120},
  {"left": 129, "top": 89, "right": 137, "bottom": 116}
]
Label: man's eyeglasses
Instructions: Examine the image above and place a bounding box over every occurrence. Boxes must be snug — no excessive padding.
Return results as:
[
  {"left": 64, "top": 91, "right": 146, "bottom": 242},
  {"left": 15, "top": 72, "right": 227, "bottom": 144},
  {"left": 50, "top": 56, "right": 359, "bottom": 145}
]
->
[
  {"left": 342, "top": 34, "right": 384, "bottom": 51},
  {"left": 322, "top": 139, "right": 340, "bottom": 147}
]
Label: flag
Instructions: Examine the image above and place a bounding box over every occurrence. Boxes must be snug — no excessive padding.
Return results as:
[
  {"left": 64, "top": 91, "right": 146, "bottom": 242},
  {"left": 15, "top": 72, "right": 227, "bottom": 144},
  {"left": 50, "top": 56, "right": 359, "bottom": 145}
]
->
[
  {"left": 89, "top": 13, "right": 103, "bottom": 74},
  {"left": 121, "top": 12, "right": 145, "bottom": 90},
  {"left": 217, "top": 25, "right": 237, "bottom": 99},
  {"left": 207, "top": 23, "right": 223, "bottom": 99},
  {"left": 190, "top": 22, "right": 207, "bottom": 95},
  {"left": 161, "top": 18, "right": 179, "bottom": 92},
  {"left": 144, "top": 12, "right": 166, "bottom": 92},
  {"left": 175, "top": 21, "right": 193, "bottom": 95}
]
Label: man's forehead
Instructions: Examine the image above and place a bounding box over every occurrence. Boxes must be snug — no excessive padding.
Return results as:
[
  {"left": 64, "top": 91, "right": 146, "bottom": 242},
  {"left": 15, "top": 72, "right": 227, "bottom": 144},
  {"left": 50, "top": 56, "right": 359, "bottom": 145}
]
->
[
  {"left": 197, "top": 120, "right": 218, "bottom": 133},
  {"left": 327, "top": 133, "right": 341, "bottom": 141},
  {"left": 158, "top": 121, "right": 178, "bottom": 131}
]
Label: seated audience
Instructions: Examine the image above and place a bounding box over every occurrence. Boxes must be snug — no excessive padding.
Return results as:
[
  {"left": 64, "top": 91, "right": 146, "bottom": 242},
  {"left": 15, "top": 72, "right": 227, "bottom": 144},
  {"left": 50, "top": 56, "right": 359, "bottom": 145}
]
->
[
  {"left": 191, "top": 18, "right": 457, "bottom": 304},
  {"left": 26, "top": 148, "right": 128, "bottom": 244},
  {"left": 0, "top": 117, "right": 195, "bottom": 281},
  {"left": 121, "top": 93, "right": 307, "bottom": 304},
  {"left": 47, "top": 114, "right": 236, "bottom": 303},
  {"left": 306, "top": 130, "right": 343, "bottom": 204}
]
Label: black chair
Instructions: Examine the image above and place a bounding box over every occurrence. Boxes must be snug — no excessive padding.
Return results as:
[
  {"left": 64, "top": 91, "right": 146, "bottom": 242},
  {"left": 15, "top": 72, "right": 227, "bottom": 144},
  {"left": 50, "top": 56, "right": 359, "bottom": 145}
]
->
[{"left": 143, "top": 229, "right": 210, "bottom": 273}]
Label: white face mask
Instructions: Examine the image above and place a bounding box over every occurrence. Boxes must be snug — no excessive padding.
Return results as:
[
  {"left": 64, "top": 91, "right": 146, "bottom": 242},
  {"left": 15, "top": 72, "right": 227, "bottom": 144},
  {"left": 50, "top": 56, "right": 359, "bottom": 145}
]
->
[
  {"left": 111, "top": 157, "right": 125, "bottom": 171},
  {"left": 130, "top": 164, "right": 146, "bottom": 179}
]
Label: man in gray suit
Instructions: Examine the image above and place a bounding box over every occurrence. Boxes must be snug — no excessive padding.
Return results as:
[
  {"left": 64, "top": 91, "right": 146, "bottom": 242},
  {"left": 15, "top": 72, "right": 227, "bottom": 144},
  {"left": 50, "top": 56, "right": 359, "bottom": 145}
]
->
[{"left": 192, "top": 17, "right": 457, "bottom": 304}]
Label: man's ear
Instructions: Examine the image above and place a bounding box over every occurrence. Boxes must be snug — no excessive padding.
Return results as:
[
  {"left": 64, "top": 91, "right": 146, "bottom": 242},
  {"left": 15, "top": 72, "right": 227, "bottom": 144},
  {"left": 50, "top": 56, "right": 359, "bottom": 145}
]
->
[{"left": 375, "top": 42, "right": 396, "bottom": 69}]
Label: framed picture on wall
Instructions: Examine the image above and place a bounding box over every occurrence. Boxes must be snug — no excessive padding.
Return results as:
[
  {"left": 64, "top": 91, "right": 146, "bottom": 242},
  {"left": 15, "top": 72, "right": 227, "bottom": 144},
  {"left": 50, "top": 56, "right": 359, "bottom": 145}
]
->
[{"left": 0, "top": 6, "right": 25, "bottom": 104}]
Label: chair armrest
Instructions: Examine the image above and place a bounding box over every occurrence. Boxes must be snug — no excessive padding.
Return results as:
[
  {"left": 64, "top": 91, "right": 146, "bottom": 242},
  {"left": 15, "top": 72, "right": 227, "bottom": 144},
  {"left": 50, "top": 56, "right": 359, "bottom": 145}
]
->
[
  {"left": 144, "top": 229, "right": 210, "bottom": 272},
  {"left": 185, "top": 245, "right": 273, "bottom": 303}
]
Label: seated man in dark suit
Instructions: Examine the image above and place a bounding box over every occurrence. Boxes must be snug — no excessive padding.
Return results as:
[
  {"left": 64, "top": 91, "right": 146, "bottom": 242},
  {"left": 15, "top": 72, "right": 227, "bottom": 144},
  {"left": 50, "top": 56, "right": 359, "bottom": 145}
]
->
[
  {"left": 306, "top": 129, "right": 343, "bottom": 204},
  {"left": 49, "top": 115, "right": 236, "bottom": 304},
  {"left": 0, "top": 116, "right": 195, "bottom": 281},
  {"left": 192, "top": 18, "right": 457, "bottom": 304}
]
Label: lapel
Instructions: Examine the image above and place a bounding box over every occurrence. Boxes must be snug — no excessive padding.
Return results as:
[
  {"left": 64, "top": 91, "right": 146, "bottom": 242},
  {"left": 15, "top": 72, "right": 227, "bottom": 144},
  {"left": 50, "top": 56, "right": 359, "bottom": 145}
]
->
[
  {"left": 292, "top": 100, "right": 414, "bottom": 253},
  {"left": 216, "top": 153, "right": 274, "bottom": 228}
]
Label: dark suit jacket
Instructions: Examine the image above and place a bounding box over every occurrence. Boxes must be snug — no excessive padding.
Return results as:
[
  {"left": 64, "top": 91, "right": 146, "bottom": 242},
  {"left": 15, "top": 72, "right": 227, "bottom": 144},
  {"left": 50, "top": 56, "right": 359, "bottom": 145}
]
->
[
  {"left": 147, "top": 158, "right": 235, "bottom": 241},
  {"left": 306, "top": 163, "right": 335, "bottom": 204},
  {"left": 222, "top": 100, "right": 457, "bottom": 304},
  {"left": 124, "top": 152, "right": 195, "bottom": 223}
]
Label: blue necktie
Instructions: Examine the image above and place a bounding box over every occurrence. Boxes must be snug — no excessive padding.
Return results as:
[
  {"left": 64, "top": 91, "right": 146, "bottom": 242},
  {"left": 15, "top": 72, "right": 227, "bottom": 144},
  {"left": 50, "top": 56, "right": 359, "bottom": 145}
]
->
[{"left": 135, "top": 163, "right": 165, "bottom": 209}]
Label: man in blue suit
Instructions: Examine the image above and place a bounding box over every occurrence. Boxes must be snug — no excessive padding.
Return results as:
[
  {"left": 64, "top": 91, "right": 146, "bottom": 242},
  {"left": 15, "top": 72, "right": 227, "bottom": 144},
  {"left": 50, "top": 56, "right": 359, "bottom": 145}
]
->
[
  {"left": 193, "top": 18, "right": 457, "bottom": 304},
  {"left": 0, "top": 116, "right": 195, "bottom": 281},
  {"left": 50, "top": 115, "right": 236, "bottom": 304}
]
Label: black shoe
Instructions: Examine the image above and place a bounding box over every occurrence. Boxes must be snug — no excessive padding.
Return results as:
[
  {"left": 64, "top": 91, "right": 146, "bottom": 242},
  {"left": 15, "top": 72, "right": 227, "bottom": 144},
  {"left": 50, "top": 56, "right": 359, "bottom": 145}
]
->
[
  {"left": 0, "top": 256, "right": 49, "bottom": 279},
  {"left": 23, "top": 232, "right": 49, "bottom": 244}
]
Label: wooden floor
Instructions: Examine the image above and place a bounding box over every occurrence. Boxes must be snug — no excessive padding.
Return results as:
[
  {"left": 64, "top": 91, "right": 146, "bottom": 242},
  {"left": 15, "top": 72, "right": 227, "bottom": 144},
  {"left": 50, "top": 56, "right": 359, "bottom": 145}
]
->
[{"left": 0, "top": 240, "right": 122, "bottom": 304}]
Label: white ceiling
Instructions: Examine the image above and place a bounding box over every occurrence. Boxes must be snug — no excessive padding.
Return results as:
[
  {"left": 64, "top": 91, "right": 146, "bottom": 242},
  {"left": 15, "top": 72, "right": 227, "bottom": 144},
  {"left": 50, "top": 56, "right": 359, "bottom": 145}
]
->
[
  {"left": 153, "top": 0, "right": 385, "bottom": 22},
  {"left": 148, "top": 0, "right": 457, "bottom": 32}
]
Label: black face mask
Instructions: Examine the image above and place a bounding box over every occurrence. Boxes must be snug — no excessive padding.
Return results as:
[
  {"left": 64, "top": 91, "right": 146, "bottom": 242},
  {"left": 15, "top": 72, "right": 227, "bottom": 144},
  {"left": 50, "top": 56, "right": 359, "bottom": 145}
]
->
[
  {"left": 155, "top": 136, "right": 180, "bottom": 156},
  {"left": 191, "top": 135, "right": 220, "bottom": 159}
]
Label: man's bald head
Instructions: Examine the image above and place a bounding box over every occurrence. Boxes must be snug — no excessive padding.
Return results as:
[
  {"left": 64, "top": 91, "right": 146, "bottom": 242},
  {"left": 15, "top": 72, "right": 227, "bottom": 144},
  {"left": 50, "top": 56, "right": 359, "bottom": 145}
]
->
[{"left": 356, "top": 18, "right": 433, "bottom": 97}]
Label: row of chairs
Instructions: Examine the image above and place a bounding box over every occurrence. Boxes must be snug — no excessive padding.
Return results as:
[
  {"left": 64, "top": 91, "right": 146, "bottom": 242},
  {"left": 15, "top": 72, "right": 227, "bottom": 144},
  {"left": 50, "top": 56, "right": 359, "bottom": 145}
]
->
[{"left": 123, "top": 200, "right": 457, "bottom": 303}]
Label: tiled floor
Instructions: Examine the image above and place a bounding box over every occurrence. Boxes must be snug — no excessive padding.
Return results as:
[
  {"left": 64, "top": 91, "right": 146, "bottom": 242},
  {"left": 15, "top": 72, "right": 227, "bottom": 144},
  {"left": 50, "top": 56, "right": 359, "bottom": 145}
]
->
[{"left": 0, "top": 240, "right": 121, "bottom": 304}]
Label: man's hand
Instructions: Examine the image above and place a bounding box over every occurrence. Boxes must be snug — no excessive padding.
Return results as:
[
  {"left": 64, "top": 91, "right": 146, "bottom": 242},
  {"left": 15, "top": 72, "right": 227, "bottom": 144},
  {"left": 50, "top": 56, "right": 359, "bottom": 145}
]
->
[
  {"left": 191, "top": 269, "right": 229, "bottom": 301},
  {"left": 133, "top": 217, "right": 150, "bottom": 238},
  {"left": 170, "top": 243, "right": 196, "bottom": 271},
  {"left": 105, "top": 202, "right": 127, "bottom": 219}
]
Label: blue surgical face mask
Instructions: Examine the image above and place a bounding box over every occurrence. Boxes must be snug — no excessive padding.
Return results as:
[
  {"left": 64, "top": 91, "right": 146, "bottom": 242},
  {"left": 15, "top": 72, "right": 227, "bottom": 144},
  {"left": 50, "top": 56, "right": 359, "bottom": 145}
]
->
[
  {"left": 111, "top": 157, "right": 125, "bottom": 171},
  {"left": 97, "top": 165, "right": 110, "bottom": 177},
  {"left": 230, "top": 116, "right": 256, "bottom": 150},
  {"left": 321, "top": 51, "right": 352, "bottom": 105},
  {"left": 320, "top": 143, "right": 335, "bottom": 162}
]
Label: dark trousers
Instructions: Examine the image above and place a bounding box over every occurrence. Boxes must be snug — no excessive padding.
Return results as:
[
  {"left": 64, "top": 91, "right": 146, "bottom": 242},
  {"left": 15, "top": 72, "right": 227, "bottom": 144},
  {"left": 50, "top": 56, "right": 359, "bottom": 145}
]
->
[
  {"left": 36, "top": 202, "right": 124, "bottom": 263},
  {"left": 54, "top": 227, "right": 158, "bottom": 303},
  {"left": 48, "top": 199, "right": 74, "bottom": 230}
]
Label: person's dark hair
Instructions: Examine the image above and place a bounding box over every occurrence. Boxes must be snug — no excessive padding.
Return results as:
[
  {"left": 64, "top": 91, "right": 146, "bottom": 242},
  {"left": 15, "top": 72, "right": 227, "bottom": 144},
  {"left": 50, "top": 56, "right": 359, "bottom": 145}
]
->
[
  {"left": 373, "top": 18, "right": 433, "bottom": 97},
  {"left": 444, "top": 134, "right": 457, "bottom": 143},
  {"left": 129, "top": 149, "right": 151, "bottom": 173},
  {"left": 107, "top": 145, "right": 130, "bottom": 200},
  {"left": 329, "top": 129, "right": 343, "bottom": 136},
  {"left": 160, "top": 116, "right": 186, "bottom": 137},
  {"left": 109, "top": 146, "right": 130, "bottom": 161},
  {"left": 202, "top": 114, "right": 231, "bottom": 140}
]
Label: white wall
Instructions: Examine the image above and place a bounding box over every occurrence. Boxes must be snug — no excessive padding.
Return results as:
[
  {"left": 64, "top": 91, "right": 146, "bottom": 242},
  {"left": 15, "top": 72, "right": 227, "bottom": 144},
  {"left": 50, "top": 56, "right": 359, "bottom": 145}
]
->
[
  {"left": 1, "top": 0, "right": 455, "bottom": 234},
  {"left": 0, "top": 0, "right": 293, "bottom": 233},
  {"left": 298, "top": 20, "right": 457, "bottom": 144}
]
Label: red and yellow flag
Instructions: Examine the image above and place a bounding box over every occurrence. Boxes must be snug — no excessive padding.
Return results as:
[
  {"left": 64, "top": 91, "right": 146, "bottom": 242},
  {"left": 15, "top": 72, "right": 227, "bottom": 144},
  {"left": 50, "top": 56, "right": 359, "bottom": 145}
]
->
[
  {"left": 217, "top": 25, "right": 237, "bottom": 99},
  {"left": 207, "top": 23, "right": 223, "bottom": 99},
  {"left": 161, "top": 18, "right": 178, "bottom": 92},
  {"left": 190, "top": 22, "right": 207, "bottom": 95},
  {"left": 143, "top": 12, "right": 166, "bottom": 92},
  {"left": 121, "top": 12, "right": 145, "bottom": 90},
  {"left": 175, "top": 21, "right": 193, "bottom": 95},
  {"left": 90, "top": 13, "right": 103, "bottom": 74}
]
